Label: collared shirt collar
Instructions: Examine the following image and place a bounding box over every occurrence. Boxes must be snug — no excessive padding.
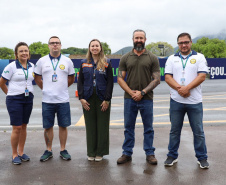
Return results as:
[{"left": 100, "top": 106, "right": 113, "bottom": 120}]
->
[
  {"left": 174, "top": 50, "right": 197, "bottom": 58},
  {"left": 15, "top": 60, "right": 32, "bottom": 69},
  {"left": 49, "top": 53, "right": 61, "bottom": 60}
]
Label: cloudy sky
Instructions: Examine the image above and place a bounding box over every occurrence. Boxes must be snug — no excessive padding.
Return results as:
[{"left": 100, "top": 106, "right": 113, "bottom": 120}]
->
[{"left": 0, "top": 0, "right": 225, "bottom": 53}]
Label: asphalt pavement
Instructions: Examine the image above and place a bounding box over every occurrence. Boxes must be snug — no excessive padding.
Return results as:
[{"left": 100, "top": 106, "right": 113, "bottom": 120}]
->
[
  {"left": 0, "top": 125, "right": 226, "bottom": 185},
  {"left": 0, "top": 79, "right": 226, "bottom": 185}
]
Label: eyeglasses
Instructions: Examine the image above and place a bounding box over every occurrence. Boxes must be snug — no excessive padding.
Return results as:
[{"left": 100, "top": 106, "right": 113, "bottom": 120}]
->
[
  {"left": 49, "top": 42, "right": 61, "bottom": 45},
  {"left": 178, "top": 41, "right": 190, "bottom": 46}
]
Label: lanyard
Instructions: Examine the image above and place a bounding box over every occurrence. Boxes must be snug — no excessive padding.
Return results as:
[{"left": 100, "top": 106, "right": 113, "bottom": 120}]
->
[
  {"left": 51, "top": 55, "right": 61, "bottom": 74},
  {"left": 18, "top": 60, "right": 29, "bottom": 80},
  {"left": 180, "top": 52, "right": 192, "bottom": 71},
  {"left": 93, "top": 63, "right": 97, "bottom": 86}
]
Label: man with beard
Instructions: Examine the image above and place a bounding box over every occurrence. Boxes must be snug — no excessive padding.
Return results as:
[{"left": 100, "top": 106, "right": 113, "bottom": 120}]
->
[
  {"left": 117, "top": 29, "right": 160, "bottom": 165},
  {"left": 164, "top": 33, "right": 209, "bottom": 169}
]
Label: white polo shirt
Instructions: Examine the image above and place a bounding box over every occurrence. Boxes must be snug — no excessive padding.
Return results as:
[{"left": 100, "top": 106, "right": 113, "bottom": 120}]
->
[
  {"left": 1, "top": 60, "right": 34, "bottom": 96},
  {"left": 34, "top": 54, "right": 75, "bottom": 103},
  {"left": 165, "top": 50, "right": 208, "bottom": 104}
]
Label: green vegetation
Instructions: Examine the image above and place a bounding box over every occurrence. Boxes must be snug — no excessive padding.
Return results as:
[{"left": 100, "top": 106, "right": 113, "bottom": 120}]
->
[
  {"left": 192, "top": 37, "right": 226, "bottom": 58},
  {"left": 101, "top": 42, "right": 111, "bottom": 55},
  {"left": 61, "top": 47, "right": 88, "bottom": 55},
  {"left": 29, "top": 42, "right": 49, "bottom": 57},
  {"left": 61, "top": 42, "right": 111, "bottom": 55},
  {"left": 0, "top": 41, "right": 111, "bottom": 59},
  {"left": 146, "top": 41, "right": 174, "bottom": 56},
  {"left": 0, "top": 47, "right": 14, "bottom": 59}
]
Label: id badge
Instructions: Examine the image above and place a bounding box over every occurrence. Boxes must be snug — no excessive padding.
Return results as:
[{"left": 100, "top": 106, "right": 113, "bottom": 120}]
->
[
  {"left": 25, "top": 89, "right": 29, "bottom": 97},
  {"left": 52, "top": 74, "right": 57, "bottom": 82},
  {"left": 180, "top": 78, "right": 185, "bottom": 86}
]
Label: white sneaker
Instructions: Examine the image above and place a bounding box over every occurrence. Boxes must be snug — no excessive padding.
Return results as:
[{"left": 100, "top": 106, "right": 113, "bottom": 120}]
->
[
  {"left": 88, "top": 156, "right": 95, "bottom": 161},
  {"left": 95, "top": 156, "right": 103, "bottom": 161}
]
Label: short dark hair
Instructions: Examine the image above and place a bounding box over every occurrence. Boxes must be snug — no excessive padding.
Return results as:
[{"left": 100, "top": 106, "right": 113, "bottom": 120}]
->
[
  {"left": 14, "top": 42, "right": 30, "bottom": 60},
  {"left": 48, "top": 36, "right": 61, "bottom": 44},
  {"left": 177, "top": 32, "right": 192, "bottom": 42},
  {"left": 133, "top": 29, "right": 146, "bottom": 38}
]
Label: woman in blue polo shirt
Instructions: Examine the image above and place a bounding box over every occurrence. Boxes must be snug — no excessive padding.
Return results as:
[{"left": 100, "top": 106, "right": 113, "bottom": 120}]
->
[
  {"left": 0, "top": 42, "right": 34, "bottom": 165},
  {"left": 77, "top": 39, "right": 113, "bottom": 161}
]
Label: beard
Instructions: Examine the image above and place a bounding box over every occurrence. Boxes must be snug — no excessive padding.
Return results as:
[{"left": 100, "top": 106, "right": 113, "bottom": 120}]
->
[
  {"left": 180, "top": 48, "right": 191, "bottom": 55},
  {"left": 133, "top": 41, "right": 145, "bottom": 51}
]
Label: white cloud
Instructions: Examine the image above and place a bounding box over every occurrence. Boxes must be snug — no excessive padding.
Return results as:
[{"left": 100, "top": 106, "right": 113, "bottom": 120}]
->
[{"left": 0, "top": 0, "right": 226, "bottom": 52}]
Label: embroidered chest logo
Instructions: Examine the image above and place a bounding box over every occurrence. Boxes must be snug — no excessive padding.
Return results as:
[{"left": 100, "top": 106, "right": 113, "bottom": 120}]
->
[
  {"left": 99, "top": 68, "right": 106, "bottom": 75},
  {"left": 59, "top": 65, "right": 65, "bottom": 70},
  {"left": 190, "top": 59, "right": 196, "bottom": 64},
  {"left": 4, "top": 71, "right": 9, "bottom": 73}
]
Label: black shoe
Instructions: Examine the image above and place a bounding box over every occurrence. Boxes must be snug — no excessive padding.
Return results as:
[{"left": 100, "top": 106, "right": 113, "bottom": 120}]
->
[
  {"left": 164, "top": 156, "right": 178, "bottom": 166},
  {"left": 117, "top": 154, "right": 132, "bottom": 164},
  {"left": 197, "top": 159, "right": 209, "bottom": 169}
]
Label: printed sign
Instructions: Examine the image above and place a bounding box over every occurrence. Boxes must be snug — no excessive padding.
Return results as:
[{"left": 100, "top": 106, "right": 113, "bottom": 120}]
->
[{"left": 1, "top": 58, "right": 226, "bottom": 83}]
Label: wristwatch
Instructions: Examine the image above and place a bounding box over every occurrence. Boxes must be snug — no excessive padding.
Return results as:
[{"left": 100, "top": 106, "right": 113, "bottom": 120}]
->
[{"left": 141, "top": 90, "right": 146, "bottom": 96}]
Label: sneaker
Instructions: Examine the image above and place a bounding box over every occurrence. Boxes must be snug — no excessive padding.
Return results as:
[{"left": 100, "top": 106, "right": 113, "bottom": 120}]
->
[
  {"left": 95, "top": 156, "right": 103, "bottom": 162},
  {"left": 18, "top": 154, "right": 30, "bottom": 161},
  {"left": 12, "top": 156, "right": 22, "bottom": 165},
  {"left": 146, "top": 155, "right": 158, "bottom": 165},
  {"left": 40, "top": 150, "right": 53, "bottom": 162},
  {"left": 164, "top": 156, "right": 178, "bottom": 166},
  {"left": 117, "top": 154, "right": 132, "bottom": 164},
  {"left": 60, "top": 150, "right": 71, "bottom": 161},
  {"left": 88, "top": 156, "right": 95, "bottom": 161},
  {"left": 197, "top": 159, "right": 209, "bottom": 169}
]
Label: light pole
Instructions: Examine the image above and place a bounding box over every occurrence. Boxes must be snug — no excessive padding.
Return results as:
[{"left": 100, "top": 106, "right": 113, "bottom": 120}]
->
[{"left": 158, "top": 44, "right": 164, "bottom": 56}]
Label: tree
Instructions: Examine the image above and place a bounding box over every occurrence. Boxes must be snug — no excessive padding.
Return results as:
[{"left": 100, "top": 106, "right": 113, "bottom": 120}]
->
[
  {"left": 0, "top": 47, "right": 14, "bottom": 59},
  {"left": 192, "top": 37, "right": 226, "bottom": 58},
  {"left": 101, "top": 42, "right": 111, "bottom": 55},
  {"left": 62, "top": 43, "right": 111, "bottom": 55},
  {"left": 146, "top": 42, "right": 174, "bottom": 56},
  {"left": 61, "top": 47, "right": 88, "bottom": 55},
  {"left": 29, "top": 42, "right": 49, "bottom": 57}
]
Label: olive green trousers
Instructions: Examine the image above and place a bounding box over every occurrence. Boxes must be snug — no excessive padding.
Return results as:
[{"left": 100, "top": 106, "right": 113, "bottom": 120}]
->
[{"left": 83, "top": 91, "right": 110, "bottom": 157}]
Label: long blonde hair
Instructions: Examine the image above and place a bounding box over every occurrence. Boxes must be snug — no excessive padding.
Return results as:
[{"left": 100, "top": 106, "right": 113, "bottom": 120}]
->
[{"left": 86, "top": 39, "right": 107, "bottom": 71}]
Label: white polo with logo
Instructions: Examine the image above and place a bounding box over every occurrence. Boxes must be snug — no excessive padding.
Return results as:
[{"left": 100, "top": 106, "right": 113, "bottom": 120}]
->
[
  {"left": 1, "top": 60, "right": 34, "bottom": 96},
  {"left": 34, "top": 54, "right": 75, "bottom": 103},
  {"left": 165, "top": 50, "right": 208, "bottom": 104}
]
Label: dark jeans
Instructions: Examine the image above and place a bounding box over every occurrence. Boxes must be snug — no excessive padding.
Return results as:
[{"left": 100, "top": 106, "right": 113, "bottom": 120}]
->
[
  {"left": 167, "top": 98, "right": 208, "bottom": 161},
  {"left": 122, "top": 98, "right": 155, "bottom": 156}
]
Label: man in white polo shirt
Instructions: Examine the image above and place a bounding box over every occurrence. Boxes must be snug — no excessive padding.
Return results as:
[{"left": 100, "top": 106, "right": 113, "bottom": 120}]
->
[
  {"left": 34, "top": 36, "right": 75, "bottom": 162},
  {"left": 164, "top": 32, "right": 209, "bottom": 169}
]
